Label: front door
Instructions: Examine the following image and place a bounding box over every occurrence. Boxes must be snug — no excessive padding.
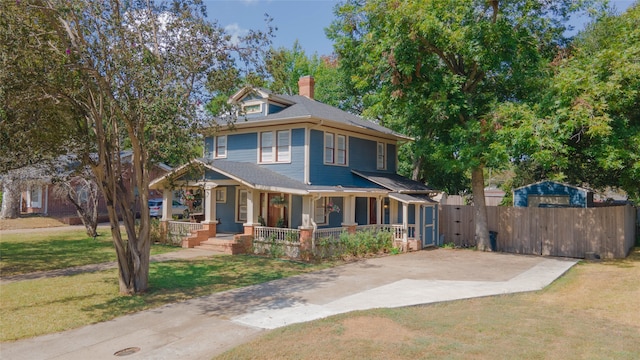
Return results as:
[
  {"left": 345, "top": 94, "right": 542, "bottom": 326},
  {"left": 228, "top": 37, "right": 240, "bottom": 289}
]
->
[
  {"left": 422, "top": 205, "right": 436, "bottom": 247},
  {"left": 267, "top": 193, "right": 287, "bottom": 227},
  {"left": 368, "top": 197, "right": 377, "bottom": 224}
]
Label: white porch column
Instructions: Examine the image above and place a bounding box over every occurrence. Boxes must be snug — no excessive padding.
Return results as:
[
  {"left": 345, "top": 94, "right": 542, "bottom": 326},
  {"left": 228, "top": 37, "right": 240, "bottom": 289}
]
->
[
  {"left": 203, "top": 185, "right": 217, "bottom": 224},
  {"left": 402, "top": 202, "right": 409, "bottom": 242},
  {"left": 414, "top": 204, "right": 421, "bottom": 241},
  {"left": 301, "top": 195, "right": 313, "bottom": 228},
  {"left": 245, "top": 189, "right": 260, "bottom": 225},
  {"left": 341, "top": 195, "right": 356, "bottom": 226},
  {"left": 376, "top": 196, "right": 383, "bottom": 225},
  {"left": 391, "top": 199, "right": 398, "bottom": 225},
  {"left": 161, "top": 189, "right": 173, "bottom": 221}
]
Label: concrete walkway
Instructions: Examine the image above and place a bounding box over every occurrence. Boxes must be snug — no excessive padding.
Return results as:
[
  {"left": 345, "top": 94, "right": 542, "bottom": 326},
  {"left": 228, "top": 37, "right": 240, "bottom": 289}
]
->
[{"left": 1, "top": 250, "right": 578, "bottom": 360}]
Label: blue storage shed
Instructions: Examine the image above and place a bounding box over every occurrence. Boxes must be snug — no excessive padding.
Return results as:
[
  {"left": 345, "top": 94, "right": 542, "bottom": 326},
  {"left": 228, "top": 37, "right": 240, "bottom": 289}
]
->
[{"left": 513, "top": 180, "right": 594, "bottom": 208}]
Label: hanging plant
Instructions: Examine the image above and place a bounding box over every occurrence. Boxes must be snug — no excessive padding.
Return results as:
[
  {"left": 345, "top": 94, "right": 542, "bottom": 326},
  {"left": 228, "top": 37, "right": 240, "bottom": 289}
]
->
[
  {"left": 326, "top": 202, "right": 340, "bottom": 213},
  {"left": 270, "top": 195, "right": 287, "bottom": 208}
]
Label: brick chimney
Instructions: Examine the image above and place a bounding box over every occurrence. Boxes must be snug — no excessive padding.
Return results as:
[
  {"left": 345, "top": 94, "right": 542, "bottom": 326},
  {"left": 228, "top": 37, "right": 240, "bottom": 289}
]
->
[{"left": 298, "top": 76, "right": 315, "bottom": 99}]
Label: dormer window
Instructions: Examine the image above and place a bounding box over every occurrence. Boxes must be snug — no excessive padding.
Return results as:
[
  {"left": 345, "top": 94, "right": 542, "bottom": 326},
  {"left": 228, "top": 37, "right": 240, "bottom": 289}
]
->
[{"left": 243, "top": 103, "right": 262, "bottom": 115}]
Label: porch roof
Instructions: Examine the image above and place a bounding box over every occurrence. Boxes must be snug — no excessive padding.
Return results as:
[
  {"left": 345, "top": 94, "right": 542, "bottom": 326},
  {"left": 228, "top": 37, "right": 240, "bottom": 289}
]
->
[
  {"left": 150, "top": 159, "right": 388, "bottom": 196},
  {"left": 198, "top": 159, "right": 310, "bottom": 194},
  {"left": 352, "top": 170, "right": 438, "bottom": 194},
  {"left": 389, "top": 193, "right": 437, "bottom": 204}
]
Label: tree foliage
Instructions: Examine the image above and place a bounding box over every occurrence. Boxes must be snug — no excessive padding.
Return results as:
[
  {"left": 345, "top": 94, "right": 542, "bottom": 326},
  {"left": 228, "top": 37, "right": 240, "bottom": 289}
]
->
[
  {"left": 328, "top": 0, "right": 594, "bottom": 249},
  {"left": 2, "top": 0, "right": 271, "bottom": 294},
  {"left": 497, "top": 4, "right": 639, "bottom": 202}
]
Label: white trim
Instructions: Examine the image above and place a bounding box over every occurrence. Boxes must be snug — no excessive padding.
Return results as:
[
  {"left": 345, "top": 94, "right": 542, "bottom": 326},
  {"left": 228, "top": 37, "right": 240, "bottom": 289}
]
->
[
  {"left": 304, "top": 127, "right": 310, "bottom": 184},
  {"left": 258, "top": 129, "right": 291, "bottom": 164},
  {"left": 214, "top": 135, "right": 227, "bottom": 159},
  {"left": 236, "top": 188, "right": 248, "bottom": 223},
  {"left": 215, "top": 188, "right": 227, "bottom": 203},
  {"left": 313, "top": 197, "right": 327, "bottom": 225},
  {"left": 376, "top": 142, "right": 386, "bottom": 170},
  {"left": 323, "top": 131, "right": 349, "bottom": 166}
]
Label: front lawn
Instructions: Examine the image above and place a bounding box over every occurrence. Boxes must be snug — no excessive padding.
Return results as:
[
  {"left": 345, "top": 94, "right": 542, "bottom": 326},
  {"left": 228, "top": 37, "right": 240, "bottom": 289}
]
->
[
  {"left": 0, "top": 228, "right": 178, "bottom": 276},
  {"left": 217, "top": 248, "right": 640, "bottom": 360},
  {"left": 0, "top": 255, "right": 328, "bottom": 341}
]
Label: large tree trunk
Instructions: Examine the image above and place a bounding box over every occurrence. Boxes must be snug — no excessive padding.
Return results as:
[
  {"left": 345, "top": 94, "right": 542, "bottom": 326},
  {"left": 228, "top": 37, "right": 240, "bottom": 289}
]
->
[
  {"left": 0, "top": 177, "right": 21, "bottom": 219},
  {"left": 471, "top": 166, "right": 491, "bottom": 251}
]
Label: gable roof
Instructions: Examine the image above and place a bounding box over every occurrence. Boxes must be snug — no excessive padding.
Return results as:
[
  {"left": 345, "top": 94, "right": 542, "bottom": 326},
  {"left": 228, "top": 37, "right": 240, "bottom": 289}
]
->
[{"left": 513, "top": 180, "right": 592, "bottom": 193}]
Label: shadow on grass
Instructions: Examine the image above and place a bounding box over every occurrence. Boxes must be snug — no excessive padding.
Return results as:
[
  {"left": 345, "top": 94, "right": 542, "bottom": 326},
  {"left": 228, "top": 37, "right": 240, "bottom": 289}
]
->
[{"left": 81, "top": 255, "right": 337, "bottom": 319}]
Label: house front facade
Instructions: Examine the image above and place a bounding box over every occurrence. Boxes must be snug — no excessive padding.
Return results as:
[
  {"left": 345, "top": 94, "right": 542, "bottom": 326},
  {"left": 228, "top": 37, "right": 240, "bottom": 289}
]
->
[{"left": 151, "top": 76, "right": 439, "bottom": 253}]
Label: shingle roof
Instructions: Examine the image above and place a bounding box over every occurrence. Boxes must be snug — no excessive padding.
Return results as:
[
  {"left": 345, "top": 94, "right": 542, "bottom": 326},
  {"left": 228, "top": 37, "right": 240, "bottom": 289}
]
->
[
  {"left": 229, "top": 93, "right": 410, "bottom": 140},
  {"left": 352, "top": 170, "right": 437, "bottom": 193},
  {"left": 199, "top": 159, "right": 309, "bottom": 193}
]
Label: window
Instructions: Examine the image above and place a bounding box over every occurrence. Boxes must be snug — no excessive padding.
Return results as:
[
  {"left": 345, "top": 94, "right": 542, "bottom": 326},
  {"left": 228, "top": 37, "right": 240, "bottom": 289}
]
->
[
  {"left": 324, "top": 133, "right": 334, "bottom": 163},
  {"left": 215, "top": 135, "right": 227, "bottom": 158},
  {"left": 324, "top": 133, "right": 347, "bottom": 165},
  {"left": 260, "top": 132, "right": 273, "bottom": 162},
  {"left": 237, "top": 189, "right": 248, "bottom": 222},
  {"left": 28, "top": 186, "right": 42, "bottom": 208},
  {"left": 314, "top": 197, "right": 327, "bottom": 224},
  {"left": 260, "top": 130, "right": 290, "bottom": 163},
  {"left": 216, "top": 188, "right": 226, "bottom": 203},
  {"left": 376, "top": 142, "right": 386, "bottom": 169},
  {"left": 243, "top": 103, "right": 262, "bottom": 114}
]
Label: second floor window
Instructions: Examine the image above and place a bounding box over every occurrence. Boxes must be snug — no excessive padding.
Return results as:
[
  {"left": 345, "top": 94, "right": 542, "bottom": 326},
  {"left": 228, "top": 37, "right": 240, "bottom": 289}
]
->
[
  {"left": 377, "top": 142, "right": 386, "bottom": 169},
  {"left": 324, "top": 132, "right": 346, "bottom": 165},
  {"left": 260, "top": 130, "right": 290, "bottom": 163},
  {"left": 215, "top": 135, "right": 227, "bottom": 158}
]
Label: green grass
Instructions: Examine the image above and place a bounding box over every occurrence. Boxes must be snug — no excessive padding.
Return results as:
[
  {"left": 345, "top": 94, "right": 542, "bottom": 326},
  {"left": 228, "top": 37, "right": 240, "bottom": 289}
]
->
[
  {"left": 0, "top": 255, "right": 327, "bottom": 341},
  {"left": 217, "top": 248, "right": 640, "bottom": 360},
  {"left": 0, "top": 229, "right": 178, "bottom": 276}
]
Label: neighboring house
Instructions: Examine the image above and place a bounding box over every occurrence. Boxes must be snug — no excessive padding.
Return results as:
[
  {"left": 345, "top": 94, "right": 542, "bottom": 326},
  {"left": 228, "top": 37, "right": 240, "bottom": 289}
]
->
[
  {"left": 513, "top": 180, "right": 594, "bottom": 208},
  {"left": 21, "top": 152, "right": 172, "bottom": 223},
  {"left": 151, "top": 76, "right": 440, "bottom": 252}
]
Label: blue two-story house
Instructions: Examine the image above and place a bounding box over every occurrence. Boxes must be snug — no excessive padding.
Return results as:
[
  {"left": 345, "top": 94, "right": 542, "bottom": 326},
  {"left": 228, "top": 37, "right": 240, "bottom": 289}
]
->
[{"left": 151, "top": 76, "right": 439, "bottom": 254}]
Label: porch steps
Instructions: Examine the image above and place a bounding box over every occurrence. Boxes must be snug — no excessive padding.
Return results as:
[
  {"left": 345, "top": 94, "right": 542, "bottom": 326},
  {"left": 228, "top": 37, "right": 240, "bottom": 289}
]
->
[{"left": 194, "top": 235, "right": 252, "bottom": 255}]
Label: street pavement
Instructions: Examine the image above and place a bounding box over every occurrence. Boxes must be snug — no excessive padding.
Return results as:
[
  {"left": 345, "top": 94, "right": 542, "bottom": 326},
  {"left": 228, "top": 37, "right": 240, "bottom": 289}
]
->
[{"left": 0, "top": 249, "right": 578, "bottom": 360}]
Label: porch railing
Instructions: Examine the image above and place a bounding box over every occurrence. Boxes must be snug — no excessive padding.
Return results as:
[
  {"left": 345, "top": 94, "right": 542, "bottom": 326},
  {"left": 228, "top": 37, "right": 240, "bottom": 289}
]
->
[
  {"left": 167, "top": 221, "right": 203, "bottom": 246},
  {"left": 313, "top": 227, "right": 346, "bottom": 241},
  {"left": 253, "top": 226, "right": 301, "bottom": 258}
]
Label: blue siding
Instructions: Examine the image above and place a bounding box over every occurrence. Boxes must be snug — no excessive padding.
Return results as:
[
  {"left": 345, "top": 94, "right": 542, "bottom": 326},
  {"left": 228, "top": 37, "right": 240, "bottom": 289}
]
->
[
  {"left": 387, "top": 143, "right": 396, "bottom": 171},
  {"left": 268, "top": 103, "right": 285, "bottom": 115},
  {"left": 226, "top": 133, "right": 257, "bottom": 162},
  {"left": 204, "top": 137, "right": 214, "bottom": 159},
  {"left": 355, "top": 197, "right": 368, "bottom": 225},
  {"left": 259, "top": 128, "right": 305, "bottom": 182},
  {"left": 513, "top": 181, "right": 589, "bottom": 207},
  {"left": 290, "top": 195, "right": 303, "bottom": 229},
  {"left": 309, "top": 130, "right": 393, "bottom": 187},
  {"left": 216, "top": 186, "right": 244, "bottom": 233},
  {"left": 204, "top": 170, "right": 230, "bottom": 180}
]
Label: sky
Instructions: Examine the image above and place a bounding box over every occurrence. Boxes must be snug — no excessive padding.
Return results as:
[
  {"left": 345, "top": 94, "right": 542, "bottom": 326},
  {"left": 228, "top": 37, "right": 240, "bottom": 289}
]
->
[{"left": 201, "top": 0, "right": 636, "bottom": 56}]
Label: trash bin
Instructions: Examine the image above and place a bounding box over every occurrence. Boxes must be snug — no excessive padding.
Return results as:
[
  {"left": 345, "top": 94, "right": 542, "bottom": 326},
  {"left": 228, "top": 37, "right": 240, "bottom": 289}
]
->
[{"left": 489, "top": 231, "right": 498, "bottom": 251}]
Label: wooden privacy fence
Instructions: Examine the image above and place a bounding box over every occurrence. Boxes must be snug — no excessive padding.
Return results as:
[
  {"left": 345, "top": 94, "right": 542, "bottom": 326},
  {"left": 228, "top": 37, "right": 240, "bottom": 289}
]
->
[{"left": 439, "top": 204, "right": 637, "bottom": 259}]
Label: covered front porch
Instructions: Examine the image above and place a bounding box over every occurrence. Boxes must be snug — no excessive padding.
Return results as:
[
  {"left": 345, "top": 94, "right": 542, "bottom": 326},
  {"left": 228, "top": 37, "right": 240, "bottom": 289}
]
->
[{"left": 150, "top": 159, "right": 438, "bottom": 257}]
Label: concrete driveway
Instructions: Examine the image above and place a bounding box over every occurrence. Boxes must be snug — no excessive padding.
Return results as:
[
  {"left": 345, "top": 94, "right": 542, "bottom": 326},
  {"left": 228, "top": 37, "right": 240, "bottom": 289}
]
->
[{"left": 1, "top": 249, "right": 577, "bottom": 360}]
